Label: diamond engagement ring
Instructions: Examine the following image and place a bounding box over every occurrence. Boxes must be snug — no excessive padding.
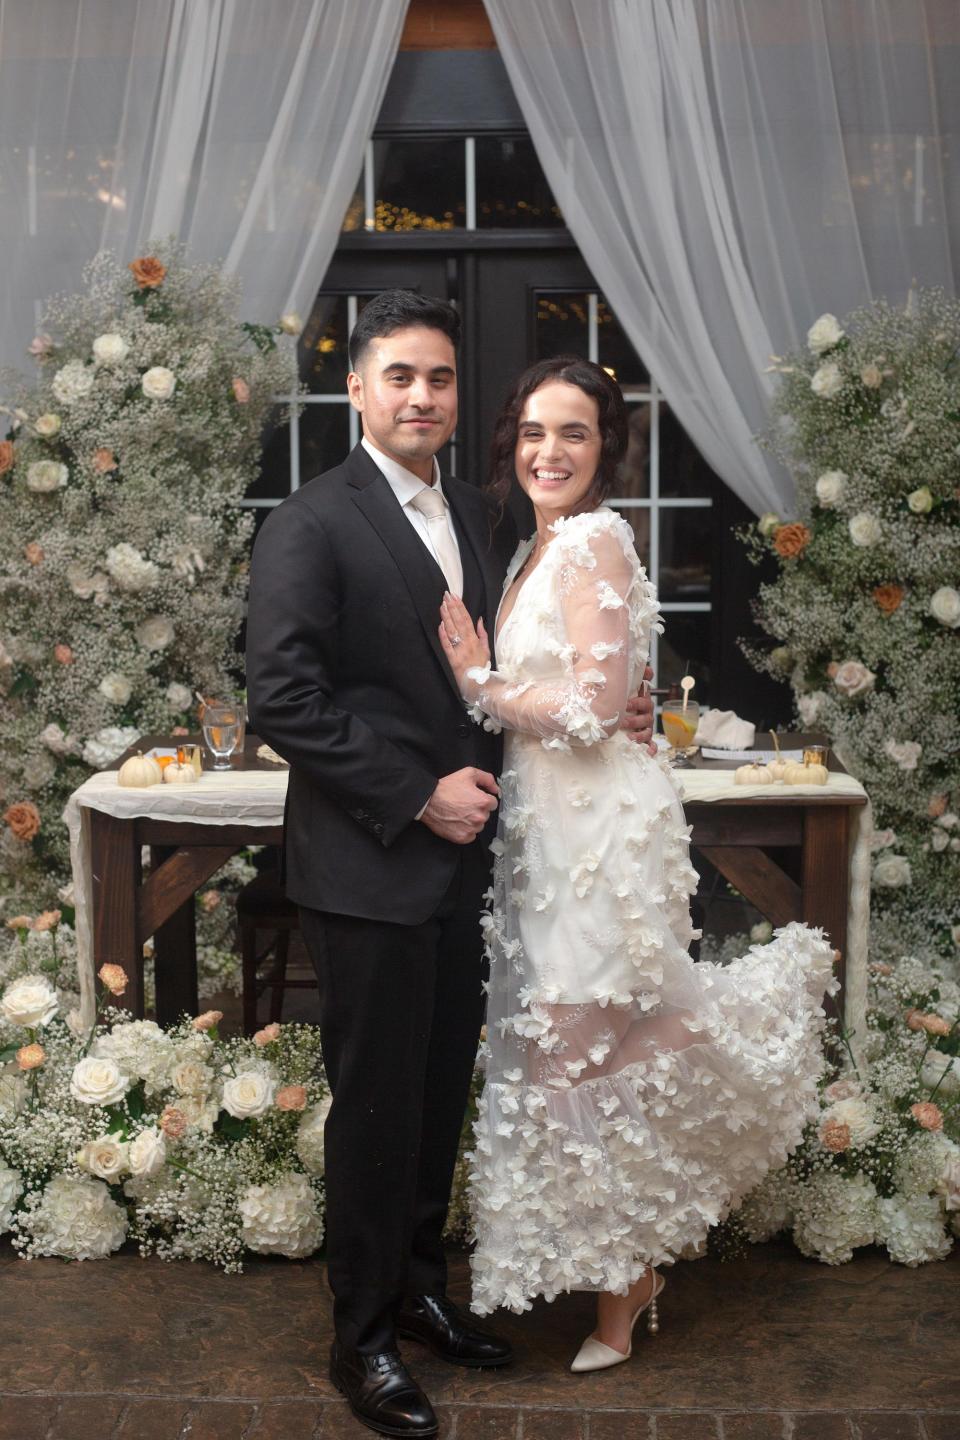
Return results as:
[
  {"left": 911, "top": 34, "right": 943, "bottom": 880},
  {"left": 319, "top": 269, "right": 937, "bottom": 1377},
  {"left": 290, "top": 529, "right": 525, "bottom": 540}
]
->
[{"left": 451, "top": 634, "right": 462, "bottom": 646}]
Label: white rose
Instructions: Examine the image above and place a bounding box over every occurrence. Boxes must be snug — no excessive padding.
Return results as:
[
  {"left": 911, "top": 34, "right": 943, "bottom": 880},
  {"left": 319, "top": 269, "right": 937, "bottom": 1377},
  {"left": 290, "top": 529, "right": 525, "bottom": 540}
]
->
[
  {"left": 1, "top": 973, "right": 59, "bottom": 1028},
  {"left": 141, "top": 366, "right": 176, "bottom": 401},
  {"left": 757, "top": 512, "right": 781, "bottom": 538},
  {"left": 70, "top": 1055, "right": 129, "bottom": 1107},
  {"left": 76, "top": 1135, "right": 128, "bottom": 1181},
  {"left": 907, "top": 486, "right": 933, "bottom": 514},
  {"left": 81, "top": 725, "right": 140, "bottom": 769},
  {"left": 98, "top": 672, "right": 132, "bottom": 705},
  {"left": 296, "top": 1094, "right": 333, "bottom": 1175},
  {"left": 0, "top": 1163, "right": 22, "bottom": 1232},
  {"left": 860, "top": 363, "right": 883, "bottom": 389},
  {"left": 938, "top": 812, "right": 959, "bottom": 829},
  {"left": 24, "top": 753, "right": 55, "bottom": 788},
  {"left": 797, "top": 691, "right": 826, "bottom": 726},
  {"left": 239, "top": 1172, "right": 323, "bottom": 1258},
  {"left": 105, "top": 542, "right": 159, "bottom": 592},
  {"left": 750, "top": 921, "right": 773, "bottom": 944},
  {"left": 279, "top": 311, "right": 303, "bottom": 336},
  {"left": 869, "top": 828, "right": 896, "bottom": 851},
  {"left": 24, "top": 1174, "right": 127, "bottom": 1260},
  {"left": 931, "top": 828, "right": 950, "bottom": 853},
  {"left": 51, "top": 360, "right": 94, "bottom": 405},
  {"left": 135, "top": 615, "right": 175, "bottom": 651},
  {"left": 165, "top": 681, "right": 192, "bottom": 711},
  {"left": 930, "top": 587, "right": 960, "bottom": 628},
  {"left": 815, "top": 470, "right": 846, "bottom": 507},
  {"left": 873, "top": 854, "right": 912, "bottom": 889},
  {"left": 833, "top": 660, "right": 875, "bottom": 698},
  {"left": 170, "top": 1059, "right": 213, "bottom": 1096},
  {"left": 807, "top": 313, "right": 845, "bottom": 354},
  {"left": 811, "top": 361, "right": 844, "bottom": 398},
  {"left": 34, "top": 413, "right": 62, "bottom": 438},
  {"left": 883, "top": 739, "right": 922, "bottom": 771},
  {"left": 222, "top": 1069, "right": 276, "bottom": 1120},
  {"left": 26, "top": 460, "right": 68, "bottom": 493},
  {"left": 92, "top": 333, "right": 129, "bottom": 366},
  {"left": 128, "top": 1127, "right": 167, "bottom": 1178},
  {"left": 848, "top": 512, "right": 882, "bottom": 547}
]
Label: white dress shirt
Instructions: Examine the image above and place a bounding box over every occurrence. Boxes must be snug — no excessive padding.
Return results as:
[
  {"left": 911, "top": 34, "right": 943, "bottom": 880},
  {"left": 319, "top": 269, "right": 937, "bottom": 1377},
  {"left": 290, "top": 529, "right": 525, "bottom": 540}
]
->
[{"left": 361, "top": 437, "right": 464, "bottom": 594}]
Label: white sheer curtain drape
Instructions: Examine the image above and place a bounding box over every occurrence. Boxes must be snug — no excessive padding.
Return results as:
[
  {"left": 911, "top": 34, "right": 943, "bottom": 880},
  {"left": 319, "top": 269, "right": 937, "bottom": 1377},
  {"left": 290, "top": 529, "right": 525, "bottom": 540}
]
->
[
  {"left": 0, "top": 0, "right": 408, "bottom": 374},
  {"left": 483, "top": 0, "right": 959, "bottom": 515}
]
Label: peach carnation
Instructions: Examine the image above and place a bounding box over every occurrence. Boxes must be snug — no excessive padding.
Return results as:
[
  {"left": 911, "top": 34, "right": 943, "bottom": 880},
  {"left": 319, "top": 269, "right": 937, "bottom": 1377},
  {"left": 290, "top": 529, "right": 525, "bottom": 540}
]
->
[
  {"left": 192, "top": 1009, "right": 223, "bottom": 1032},
  {"left": 159, "top": 1106, "right": 188, "bottom": 1139},
  {"left": 33, "top": 909, "right": 62, "bottom": 932},
  {"left": 5, "top": 914, "right": 33, "bottom": 930},
  {"left": 24, "top": 542, "right": 44, "bottom": 565},
  {"left": 0, "top": 440, "right": 15, "bottom": 475},
  {"left": 873, "top": 583, "right": 904, "bottom": 614},
  {"left": 911, "top": 1102, "right": 944, "bottom": 1131},
  {"left": 928, "top": 794, "right": 948, "bottom": 819},
  {"left": 821, "top": 1120, "right": 851, "bottom": 1153},
  {"left": 199, "top": 891, "right": 221, "bottom": 913},
  {"left": 54, "top": 644, "right": 74, "bottom": 665},
  {"left": 92, "top": 448, "right": 117, "bottom": 474},
  {"left": 17, "top": 1042, "right": 45, "bottom": 1071},
  {"left": 276, "top": 1085, "right": 308, "bottom": 1112},
  {"left": 129, "top": 255, "right": 166, "bottom": 289},
  {"left": 773, "top": 523, "right": 811, "bottom": 558},
  {"left": 254, "top": 1023, "right": 281, "bottom": 1047},
  {"left": 231, "top": 378, "right": 250, "bottom": 404},
  {"left": 4, "top": 801, "right": 40, "bottom": 841},
  {"left": 97, "top": 963, "right": 127, "bottom": 996}
]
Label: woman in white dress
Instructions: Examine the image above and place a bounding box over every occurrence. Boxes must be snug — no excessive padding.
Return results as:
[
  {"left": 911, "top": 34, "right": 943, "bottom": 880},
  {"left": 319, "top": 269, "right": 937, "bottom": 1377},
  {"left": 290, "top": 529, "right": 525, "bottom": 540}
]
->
[{"left": 438, "top": 358, "right": 835, "bottom": 1372}]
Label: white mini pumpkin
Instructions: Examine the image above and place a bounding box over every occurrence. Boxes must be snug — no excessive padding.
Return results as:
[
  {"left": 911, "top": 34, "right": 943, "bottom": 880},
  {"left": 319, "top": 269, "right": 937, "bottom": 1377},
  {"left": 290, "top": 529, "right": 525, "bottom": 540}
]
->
[
  {"left": 162, "top": 761, "right": 195, "bottom": 784},
  {"left": 118, "top": 752, "right": 162, "bottom": 787},
  {"left": 734, "top": 762, "right": 775, "bottom": 785}
]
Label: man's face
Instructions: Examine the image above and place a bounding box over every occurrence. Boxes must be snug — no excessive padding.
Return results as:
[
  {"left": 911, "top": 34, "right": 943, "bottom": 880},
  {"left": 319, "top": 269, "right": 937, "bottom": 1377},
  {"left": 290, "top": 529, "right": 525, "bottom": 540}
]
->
[{"left": 347, "top": 325, "right": 458, "bottom": 475}]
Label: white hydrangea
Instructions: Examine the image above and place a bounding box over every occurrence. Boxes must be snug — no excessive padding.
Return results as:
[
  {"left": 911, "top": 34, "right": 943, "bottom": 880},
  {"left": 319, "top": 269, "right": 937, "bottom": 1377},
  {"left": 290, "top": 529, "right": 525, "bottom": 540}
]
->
[
  {"left": 136, "top": 615, "right": 175, "bottom": 651},
  {"left": 738, "top": 1170, "right": 795, "bottom": 1242},
  {"left": 0, "top": 1163, "right": 22, "bottom": 1232},
  {"left": 877, "top": 1194, "right": 952, "bottom": 1267},
  {"left": 51, "top": 359, "right": 94, "bottom": 405},
  {"left": 81, "top": 725, "right": 140, "bottom": 769},
  {"left": 238, "top": 1172, "right": 323, "bottom": 1258},
  {"left": 21, "top": 1174, "right": 127, "bottom": 1260},
  {"left": 105, "top": 543, "right": 159, "bottom": 592},
  {"left": 26, "top": 460, "right": 69, "bottom": 493},
  {"left": 792, "top": 1170, "right": 878, "bottom": 1265},
  {"left": 93, "top": 1020, "right": 175, "bottom": 1096},
  {"left": 296, "top": 1094, "right": 333, "bottom": 1176}
]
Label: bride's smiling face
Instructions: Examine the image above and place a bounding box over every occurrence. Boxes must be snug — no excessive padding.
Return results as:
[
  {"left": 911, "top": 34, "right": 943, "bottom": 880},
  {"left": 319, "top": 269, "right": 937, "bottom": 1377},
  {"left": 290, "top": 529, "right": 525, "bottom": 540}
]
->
[{"left": 514, "top": 381, "right": 603, "bottom": 521}]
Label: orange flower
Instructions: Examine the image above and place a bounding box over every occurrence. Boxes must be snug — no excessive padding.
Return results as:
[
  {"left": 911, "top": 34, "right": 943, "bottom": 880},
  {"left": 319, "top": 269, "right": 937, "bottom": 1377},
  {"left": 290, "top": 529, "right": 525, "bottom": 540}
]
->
[
  {"left": 4, "top": 802, "right": 40, "bottom": 842},
  {"left": 5, "top": 914, "right": 33, "bottom": 930},
  {"left": 773, "top": 523, "right": 811, "bottom": 558},
  {"left": 97, "top": 962, "right": 127, "bottom": 996},
  {"left": 873, "top": 583, "right": 904, "bottom": 614},
  {"left": 33, "top": 909, "right": 62, "bottom": 932},
  {"left": 16, "top": 1042, "right": 45, "bottom": 1071},
  {"left": 129, "top": 255, "right": 166, "bottom": 289},
  {"left": 92, "top": 447, "right": 117, "bottom": 474},
  {"left": 911, "top": 1102, "right": 944, "bottom": 1131},
  {"left": 53, "top": 644, "right": 73, "bottom": 665},
  {"left": 0, "top": 440, "right": 15, "bottom": 475},
  {"left": 253, "top": 1023, "right": 281, "bottom": 1047},
  {"left": 821, "top": 1120, "right": 851, "bottom": 1153},
  {"left": 199, "top": 891, "right": 221, "bottom": 913},
  {"left": 928, "top": 794, "right": 948, "bottom": 818},
  {"left": 231, "top": 378, "right": 251, "bottom": 404},
  {"left": 192, "top": 1009, "right": 223, "bottom": 1032},
  {"left": 159, "top": 1105, "right": 188, "bottom": 1138},
  {"left": 276, "top": 1084, "right": 307, "bottom": 1112},
  {"left": 24, "top": 542, "right": 44, "bottom": 565}
]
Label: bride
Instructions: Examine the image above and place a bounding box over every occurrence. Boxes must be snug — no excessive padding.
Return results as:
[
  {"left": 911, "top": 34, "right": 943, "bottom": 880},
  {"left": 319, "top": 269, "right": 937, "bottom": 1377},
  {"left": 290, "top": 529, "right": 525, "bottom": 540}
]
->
[{"left": 438, "top": 357, "right": 835, "bottom": 1372}]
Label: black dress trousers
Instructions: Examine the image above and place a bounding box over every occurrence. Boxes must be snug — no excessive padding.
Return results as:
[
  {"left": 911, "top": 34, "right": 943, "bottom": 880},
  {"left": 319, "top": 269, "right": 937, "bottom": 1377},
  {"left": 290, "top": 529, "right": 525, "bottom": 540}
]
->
[{"left": 299, "top": 838, "right": 489, "bottom": 1354}]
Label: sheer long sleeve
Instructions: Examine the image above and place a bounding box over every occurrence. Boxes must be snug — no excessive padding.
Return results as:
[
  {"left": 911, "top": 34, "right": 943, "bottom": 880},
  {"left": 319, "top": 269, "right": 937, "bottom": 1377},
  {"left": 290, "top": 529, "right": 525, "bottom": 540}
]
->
[{"left": 462, "top": 520, "right": 639, "bottom": 747}]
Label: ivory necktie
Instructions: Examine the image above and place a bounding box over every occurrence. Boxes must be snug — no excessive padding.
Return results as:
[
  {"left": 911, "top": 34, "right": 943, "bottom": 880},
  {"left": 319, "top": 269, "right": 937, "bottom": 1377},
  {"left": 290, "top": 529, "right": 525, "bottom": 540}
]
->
[{"left": 408, "top": 486, "right": 464, "bottom": 598}]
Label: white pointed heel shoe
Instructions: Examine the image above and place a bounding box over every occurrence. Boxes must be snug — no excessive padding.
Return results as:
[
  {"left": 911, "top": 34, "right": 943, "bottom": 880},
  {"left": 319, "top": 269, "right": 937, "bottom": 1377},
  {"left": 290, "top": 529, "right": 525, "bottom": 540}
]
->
[{"left": 569, "top": 1270, "right": 664, "bottom": 1374}]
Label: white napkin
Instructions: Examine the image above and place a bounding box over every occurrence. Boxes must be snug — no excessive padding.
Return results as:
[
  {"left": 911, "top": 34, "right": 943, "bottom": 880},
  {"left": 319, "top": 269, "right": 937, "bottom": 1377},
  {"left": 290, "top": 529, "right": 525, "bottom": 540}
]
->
[{"left": 694, "top": 708, "right": 756, "bottom": 750}]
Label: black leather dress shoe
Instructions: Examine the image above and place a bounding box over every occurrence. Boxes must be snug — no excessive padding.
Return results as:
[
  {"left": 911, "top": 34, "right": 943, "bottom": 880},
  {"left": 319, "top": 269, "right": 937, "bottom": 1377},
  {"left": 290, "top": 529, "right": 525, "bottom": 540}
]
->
[
  {"left": 398, "top": 1293, "right": 513, "bottom": 1368},
  {"left": 330, "top": 1341, "right": 438, "bottom": 1438}
]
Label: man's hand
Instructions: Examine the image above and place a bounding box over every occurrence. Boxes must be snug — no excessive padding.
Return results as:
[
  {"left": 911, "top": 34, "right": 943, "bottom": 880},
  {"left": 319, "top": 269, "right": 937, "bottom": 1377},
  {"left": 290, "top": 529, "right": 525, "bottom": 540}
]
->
[
  {"left": 419, "top": 767, "right": 499, "bottom": 844},
  {"left": 622, "top": 664, "right": 656, "bottom": 755}
]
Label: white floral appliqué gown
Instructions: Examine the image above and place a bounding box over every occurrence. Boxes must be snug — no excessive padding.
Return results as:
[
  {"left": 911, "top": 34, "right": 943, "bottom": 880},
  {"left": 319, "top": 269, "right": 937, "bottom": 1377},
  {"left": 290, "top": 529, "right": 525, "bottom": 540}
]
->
[{"left": 461, "top": 508, "right": 836, "bottom": 1316}]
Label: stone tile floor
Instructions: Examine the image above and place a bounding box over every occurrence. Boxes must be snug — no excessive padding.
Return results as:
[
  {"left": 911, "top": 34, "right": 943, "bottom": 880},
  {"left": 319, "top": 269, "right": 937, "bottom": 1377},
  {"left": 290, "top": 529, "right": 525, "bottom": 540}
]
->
[{"left": 1, "top": 1238, "right": 957, "bottom": 1439}]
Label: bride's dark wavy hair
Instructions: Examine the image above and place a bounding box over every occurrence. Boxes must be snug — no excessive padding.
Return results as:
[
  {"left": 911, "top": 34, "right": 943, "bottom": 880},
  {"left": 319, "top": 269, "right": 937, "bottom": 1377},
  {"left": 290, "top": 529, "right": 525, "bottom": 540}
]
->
[{"left": 486, "top": 356, "right": 629, "bottom": 519}]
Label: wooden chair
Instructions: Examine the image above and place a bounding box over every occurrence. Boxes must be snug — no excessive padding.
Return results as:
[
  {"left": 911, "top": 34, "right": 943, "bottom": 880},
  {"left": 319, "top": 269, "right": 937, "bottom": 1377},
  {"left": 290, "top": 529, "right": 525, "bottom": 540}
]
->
[{"left": 236, "top": 869, "right": 313, "bottom": 1034}]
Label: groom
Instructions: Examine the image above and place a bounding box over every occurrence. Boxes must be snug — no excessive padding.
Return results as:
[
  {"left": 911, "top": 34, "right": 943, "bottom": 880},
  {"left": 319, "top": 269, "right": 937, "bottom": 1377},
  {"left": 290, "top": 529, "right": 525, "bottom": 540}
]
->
[{"left": 246, "top": 290, "right": 654, "bottom": 1438}]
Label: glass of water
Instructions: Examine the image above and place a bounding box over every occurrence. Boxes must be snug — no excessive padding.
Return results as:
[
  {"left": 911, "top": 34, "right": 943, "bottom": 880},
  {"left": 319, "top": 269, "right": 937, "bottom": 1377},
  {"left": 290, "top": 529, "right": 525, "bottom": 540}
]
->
[{"left": 201, "top": 703, "right": 245, "bottom": 771}]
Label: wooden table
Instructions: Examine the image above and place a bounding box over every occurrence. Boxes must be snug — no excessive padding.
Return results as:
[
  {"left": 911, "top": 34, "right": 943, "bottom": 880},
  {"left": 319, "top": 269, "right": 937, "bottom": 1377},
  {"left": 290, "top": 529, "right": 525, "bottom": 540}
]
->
[
  {"left": 88, "top": 735, "right": 283, "bottom": 1024},
  {"left": 84, "top": 732, "right": 866, "bottom": 1028}
]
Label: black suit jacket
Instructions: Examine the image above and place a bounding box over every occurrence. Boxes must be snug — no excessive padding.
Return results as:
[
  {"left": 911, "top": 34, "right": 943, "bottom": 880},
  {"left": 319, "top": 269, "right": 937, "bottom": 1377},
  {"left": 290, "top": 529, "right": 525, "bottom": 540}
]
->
[{"left": 246, "top": 444, "right": 518, "bottom": 924}]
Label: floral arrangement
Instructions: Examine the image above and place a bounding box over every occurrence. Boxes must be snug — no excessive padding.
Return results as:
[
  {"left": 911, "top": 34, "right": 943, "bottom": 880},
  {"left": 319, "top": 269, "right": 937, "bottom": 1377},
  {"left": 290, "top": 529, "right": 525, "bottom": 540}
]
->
[
  {"left": 0, "top": 243, "right": 298, "bottom": 977},
  {"left": 0, "top": 927, "right": 329, "bottom": 1271},
  {"left": 742, "top": 293, "right": 960, "bottom": 963}
]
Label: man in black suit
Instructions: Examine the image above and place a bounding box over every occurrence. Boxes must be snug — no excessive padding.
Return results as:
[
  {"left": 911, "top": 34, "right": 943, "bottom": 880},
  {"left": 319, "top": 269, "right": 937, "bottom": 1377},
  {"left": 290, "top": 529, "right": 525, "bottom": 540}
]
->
[{"left": 247, "top": 291, "right": 653, "bottom": 1438}]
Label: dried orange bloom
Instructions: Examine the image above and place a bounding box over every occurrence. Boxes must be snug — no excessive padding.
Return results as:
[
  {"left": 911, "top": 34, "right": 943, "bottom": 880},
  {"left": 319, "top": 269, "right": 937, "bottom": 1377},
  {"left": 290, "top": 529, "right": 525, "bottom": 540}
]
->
[
  {"left": 253, "top": 1023, "right": 281, "bottom": 1047},
  {"left": 92, "top": 447, "right": 117, "bottom": 474},
  {"left": 911, "top": 1102, "right": 944, "bottom": 1131},
  {"left": 17, "top": 1043, "right": 45, "bottom": 1071},
  {"left": 773, "top": 523, "right": 811, "bottom": 558},
  {"left": 4, "top": 801, "right": 40, "bottom": 841},
  {"left": 873, "top": 583, "right": 904, "bottom": 614},
  {"left": 129, "top": 255, "right": 167, "bottom": 289},
  {"left": 24, "top": 542, "right": 44, "bottom": 565},
  {"left": 5, "top": 915, "right": 33, "bottom": 930},
  {"left": 0, "top": 440, "right": 15, "bottom": 475},
  {"left": 159, "top": 1106, "right": 188, "bottom": 1138},
  {"left": 820, "top": 1120, "right": 851, "bottom": 1153},
  {"left": 33, "top": 909, "right": 62, "bottom": 932},
  {"left": 192, "top": 1009, "right": 223, "bottom": 1032},
  {"left": 54, "top": 644, "right": 74, "bottom": 665},
  {"left": 928, "top": 794, "right": 948, "bottom": 818},
  {"left": 276, "top": 1084, "right": 308, "bottom": 1112},
  {"left": 98, "top": 962, "right": 128, "bottom": 996}
]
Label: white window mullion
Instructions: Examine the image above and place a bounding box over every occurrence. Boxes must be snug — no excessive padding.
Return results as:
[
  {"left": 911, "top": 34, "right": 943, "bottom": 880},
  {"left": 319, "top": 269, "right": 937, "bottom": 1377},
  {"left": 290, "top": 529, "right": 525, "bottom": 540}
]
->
[
  {"left": 364, "top": 141, "right": 376, "bottom": 232},
  {"left": 587, "top": 292, "right": 599, "bottom": 364},
  {"left": 465, "top": 137, "right": 476, "bottom": 230},
  {"left": 347, "top": 295, "right": 360, "bottom": 449}
]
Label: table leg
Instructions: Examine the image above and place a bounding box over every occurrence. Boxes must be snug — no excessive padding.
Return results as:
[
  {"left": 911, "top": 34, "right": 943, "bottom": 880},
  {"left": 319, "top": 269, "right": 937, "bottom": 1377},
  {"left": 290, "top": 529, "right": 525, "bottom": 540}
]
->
[
  {"left": 90, "top": 812, "right": 143, "bottom": 1017},
  {"left": 802, "top": 807, "right": 850, "bottom": 1026},
  {"left": 150, "top": 846, "right": 199, "bottom": 1028}
]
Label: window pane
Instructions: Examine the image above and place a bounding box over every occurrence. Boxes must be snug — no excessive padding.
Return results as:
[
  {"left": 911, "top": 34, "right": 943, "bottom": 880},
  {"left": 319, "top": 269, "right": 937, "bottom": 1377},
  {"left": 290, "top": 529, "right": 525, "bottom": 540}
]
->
[
  {"left": 657, "top": 612, "right": 712, "bottom": 696},
  {"left": 301, "top": 296, "right": 352, "bottom": 395},
  {"left": 249, "top": 407, "right": 291, "bottom": 501},
  {"left": 475, "top": 136, "right": 563, "bottom": 228},
  {"left": 658, "top": 508, "right": 713, "bottom": 601},
  {"left": 614, "top": 403, "right": 652, "bottom": 499},
  {"left": 299, "top": 402, "right": 352, "bottom": 483},
  {"left": 597, "top": 300, "right": 649, "bottom": 389},
  {"left": 659, "top": 405, "right": 717, "bottom": 498},
  {"left": 610, "top": 503, "right": 651, "bottom": 575},
  {"left": 373, "top": 138, "right": 464, "bottom": 231},
  {"left": 534, "top": 291, "right": 589, "bottom": 359}
]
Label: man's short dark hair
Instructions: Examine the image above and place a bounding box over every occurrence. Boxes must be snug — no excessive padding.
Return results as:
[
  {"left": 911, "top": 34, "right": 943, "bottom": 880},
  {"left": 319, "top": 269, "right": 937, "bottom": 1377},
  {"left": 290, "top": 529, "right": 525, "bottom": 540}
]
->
[{"left": 348, "top": 289, "right": 461, "bottom": 372}]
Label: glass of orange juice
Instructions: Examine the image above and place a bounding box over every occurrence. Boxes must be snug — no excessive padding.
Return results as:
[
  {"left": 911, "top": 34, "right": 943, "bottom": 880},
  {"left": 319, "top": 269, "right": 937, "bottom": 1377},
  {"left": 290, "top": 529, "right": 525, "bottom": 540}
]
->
[{"left": 661, "top": 700, "right": 700, "bottom": 765}]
